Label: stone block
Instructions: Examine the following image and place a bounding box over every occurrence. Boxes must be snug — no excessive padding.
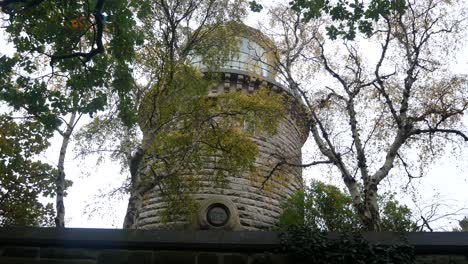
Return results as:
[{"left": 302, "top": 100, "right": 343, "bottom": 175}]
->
[
  {"left": 39, "top": 259, "right": 96, "bottom": 264},
  {"left": 415, "top": 255, "right": 468, "bottom": 264},
  {"left": 128, "top": 250, "right": 153, "bottom": 264},
  {"left": 40, "top": 248, "right": 97, "bottom": 259},
  {"left": 155, "top": 251, "right": 195, "bottom": 264},
  {"left": 2, "top": 246, "right": 39, "bottom": 258},
  {"left": 248, "top": 253, "right": 273, "bottom": 264},
  {"left": 197, "top": 252, "right": 220, "bottom": 264},
  {"left": 97, "top": 250, "right": 129, "bottom": 264},
  {"left": 0, "top": 257, "right": 38, "bottom": 264},
  {"left": 223, "top": 254, "right": 247, "bottom": 264}
]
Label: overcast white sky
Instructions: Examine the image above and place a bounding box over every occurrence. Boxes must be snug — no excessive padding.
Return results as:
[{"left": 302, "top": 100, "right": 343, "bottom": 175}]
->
[{"left": 1, "top": 0, "right": 467, "bottom": 230}]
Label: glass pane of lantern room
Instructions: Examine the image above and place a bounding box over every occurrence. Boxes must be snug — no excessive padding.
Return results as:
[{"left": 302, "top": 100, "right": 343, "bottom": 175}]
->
[{"left": 240, "top": 38, "right": 250, "bottom": 55}]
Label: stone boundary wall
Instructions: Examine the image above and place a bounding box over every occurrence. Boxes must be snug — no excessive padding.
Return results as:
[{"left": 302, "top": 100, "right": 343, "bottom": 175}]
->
[{"left": 1, "top": 228, "right": 468, "bottom": 264}]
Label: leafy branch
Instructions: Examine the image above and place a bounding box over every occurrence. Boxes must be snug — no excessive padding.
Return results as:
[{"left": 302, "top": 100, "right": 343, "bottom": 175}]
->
[{"left": 49, "top": 0, "right": 105, "bottom": 64}]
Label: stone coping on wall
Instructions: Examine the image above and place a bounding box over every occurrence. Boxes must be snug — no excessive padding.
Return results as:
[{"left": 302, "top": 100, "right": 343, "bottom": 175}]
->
[
  {"left": 0, "top": 227, "right": 468, "bottom": 254},
  {"left": 0, "top": 228, "right": 279, "bottom": 252}
]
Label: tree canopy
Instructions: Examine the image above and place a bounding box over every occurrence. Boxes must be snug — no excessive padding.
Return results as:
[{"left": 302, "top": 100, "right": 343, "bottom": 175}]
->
[
  {"left": 249, "top": 0, "right": 407, "bottom": 39},
  {"left": 0, "top": 0, "right": 141, "bottom": 226},
  {"left": 0, "top": 115, "right": 56, "bottom": 226},
  {"left": 279, "top": 180, "right": 417, "bottom": 232},
  {"left": 257, "top": 0, "right": 468, "bottom": 230}
]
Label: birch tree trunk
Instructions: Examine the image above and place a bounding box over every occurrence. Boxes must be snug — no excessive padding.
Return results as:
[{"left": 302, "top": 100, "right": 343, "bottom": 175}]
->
[
  {"left": 122, "top": 150, "right": 143, "bottom": 229},
  {"left": 122, "top": 133, "right": 152, "bottom": 229},
  {"left": 122, "top": 183, "right": 144, "bottom": 229},
  {"left": 55, "top": 112, "right": 76, "bottom": 228}
]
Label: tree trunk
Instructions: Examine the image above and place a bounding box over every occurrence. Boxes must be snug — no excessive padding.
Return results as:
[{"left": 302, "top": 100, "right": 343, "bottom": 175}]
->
[
  {"left": 360, "top": 204, "right": 381, "bottom": 231},
  {"left": 122, "top": 185, "right": 143, "bottom": 229},
  {"left": 345, "top": 176, "right": 381, "bottom": 231},
  {"left": 360, "top": 182, "right": 381, "bottom": 231},
  {"left": 55, "top": 112, "right": 76, "bottom": 228},
  {"left": 122, "top": 147, "right": 145, "bottom": 229},
  {"left": 122, "top": 127, "right": 159, "bottom": 229}
]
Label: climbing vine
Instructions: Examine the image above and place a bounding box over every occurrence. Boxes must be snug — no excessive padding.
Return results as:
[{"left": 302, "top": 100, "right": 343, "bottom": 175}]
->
[{"left": 280, "top": 227, "right": 414, "bottom": 264}]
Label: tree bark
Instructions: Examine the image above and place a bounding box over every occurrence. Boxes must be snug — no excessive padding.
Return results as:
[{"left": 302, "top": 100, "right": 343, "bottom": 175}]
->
[
  {"left": 123, "top": 185, "right": 143, "bottom": 229},
  {"left": 361, "top": 181, "right": 381, "bottom": 231},
  {"left": 55, "top": 112, "right": 76, "bottom": 228},
  {"left": 122, "top": 129, "right": 177, "bottom": 228},
  {"left": 122, "top": 147, "right": 144, "bottom": 229},
  {"left": 122, "top": 130, "right": 153, "bottom": 229}
]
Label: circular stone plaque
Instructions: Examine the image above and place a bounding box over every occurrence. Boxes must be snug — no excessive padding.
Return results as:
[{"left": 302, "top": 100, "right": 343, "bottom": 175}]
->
[{"left": 207, "top": 204, "right": 230, "bottom": 227}]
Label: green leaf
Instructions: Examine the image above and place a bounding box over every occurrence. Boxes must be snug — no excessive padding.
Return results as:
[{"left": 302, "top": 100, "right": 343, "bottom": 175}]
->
[{"left": 248, "top": 1, "right": 263, "bottom": 12}]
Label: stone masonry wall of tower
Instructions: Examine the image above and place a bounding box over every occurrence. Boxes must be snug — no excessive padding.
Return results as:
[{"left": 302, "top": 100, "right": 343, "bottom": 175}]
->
[
  {"left": 135, "top": 24, "right": 308, "bottom": 230},
  {"left": 136, "top": 71, "right": 308, "bottom": 230}
]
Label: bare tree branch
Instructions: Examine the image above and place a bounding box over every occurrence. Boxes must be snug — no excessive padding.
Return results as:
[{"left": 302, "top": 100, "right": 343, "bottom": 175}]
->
[
  {"left": 260, "top": 159, "right": 332, "bottom": 190},
  {"left": 410, "top": 128, "right": 468, "bottom": 141}
]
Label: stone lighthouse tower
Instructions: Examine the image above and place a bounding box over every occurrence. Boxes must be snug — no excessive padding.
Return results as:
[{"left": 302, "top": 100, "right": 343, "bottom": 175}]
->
[{"left": 136, "top": 24, "right": 308, "bottom": 230}]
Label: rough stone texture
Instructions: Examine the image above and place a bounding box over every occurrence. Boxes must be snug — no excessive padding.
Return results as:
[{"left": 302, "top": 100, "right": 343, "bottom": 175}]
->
[
  {"left": 3, "top": 246, "right": 40, "bottom": 258},
  {"left": 97, "top": 250, "right": 129, "bottom": 264},
  {"left": 0, "top": 247, "right": 291, "bottom": 264},
  {"left": 222, "top": 254, "right": 248, "bottom": 264},
  {"left": 415, "top": 255, "right": 468, "bottom": 264},
  {"left": 4, "top": 252, "right": 467, "bottom": 264},
  {"left": 40, "top": 248, "right": 97, "bottom": 260},
  {"left": 197, "top": 253, "right": 220, "bottom": 264},
  {"left": 137, "top": 71, "right": 308, "bottom": 231},
  {"left": 155, "top": 251, "right": 196, "bottom": 264},
  {"left": 1, "top": 228, "right": 468, "bottom": 264}
]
